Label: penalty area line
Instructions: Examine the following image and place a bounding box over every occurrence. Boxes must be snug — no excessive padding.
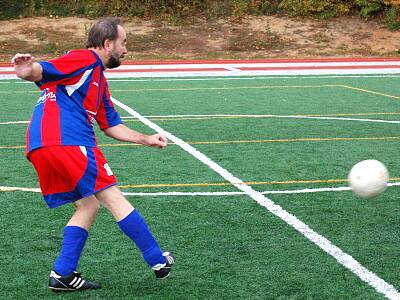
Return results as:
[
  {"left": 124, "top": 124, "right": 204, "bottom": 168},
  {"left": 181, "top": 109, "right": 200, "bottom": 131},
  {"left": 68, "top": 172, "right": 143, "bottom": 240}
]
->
[{"left": 111, "top": 95, "right": 400, "bottom": 300}]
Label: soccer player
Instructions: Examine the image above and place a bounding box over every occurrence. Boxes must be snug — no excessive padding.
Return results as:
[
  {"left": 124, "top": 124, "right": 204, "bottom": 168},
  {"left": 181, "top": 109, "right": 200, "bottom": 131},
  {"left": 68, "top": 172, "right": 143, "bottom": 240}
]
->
[{"left": 11, "top": 17, "right": 174, "bottom": 292}]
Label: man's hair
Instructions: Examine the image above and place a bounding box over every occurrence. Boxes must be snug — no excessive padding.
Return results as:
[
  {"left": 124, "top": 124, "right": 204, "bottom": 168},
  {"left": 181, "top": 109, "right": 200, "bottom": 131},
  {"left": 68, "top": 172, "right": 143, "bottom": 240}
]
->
[{"left": 86, "top": 17, "right": 123, "bottom": 49}]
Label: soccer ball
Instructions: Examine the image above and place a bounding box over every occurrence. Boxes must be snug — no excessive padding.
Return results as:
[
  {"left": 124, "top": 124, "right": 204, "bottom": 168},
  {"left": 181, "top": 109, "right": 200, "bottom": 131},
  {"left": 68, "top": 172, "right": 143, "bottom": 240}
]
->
[{"left": 348, "top": 159, "right": 389, "bottom": 199}]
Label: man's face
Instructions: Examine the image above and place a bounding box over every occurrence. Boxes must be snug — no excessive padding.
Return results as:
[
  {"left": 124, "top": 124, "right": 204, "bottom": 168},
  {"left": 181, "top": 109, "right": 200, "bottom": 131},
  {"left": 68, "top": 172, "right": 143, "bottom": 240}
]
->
[{"left": 106, "top": 25, "right": 127, "bottom": 69}]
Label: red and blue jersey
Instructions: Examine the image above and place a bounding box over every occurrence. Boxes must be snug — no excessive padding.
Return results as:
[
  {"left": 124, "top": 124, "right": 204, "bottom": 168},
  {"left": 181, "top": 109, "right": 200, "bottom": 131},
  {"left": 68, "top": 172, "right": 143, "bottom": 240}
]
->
[{"left": 26, "top": 49, "right": 122, "bottom": 154}]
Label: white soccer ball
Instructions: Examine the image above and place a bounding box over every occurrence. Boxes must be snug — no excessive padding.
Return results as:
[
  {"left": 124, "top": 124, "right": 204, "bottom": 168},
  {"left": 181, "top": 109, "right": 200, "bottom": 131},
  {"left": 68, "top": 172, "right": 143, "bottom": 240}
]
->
[{"left": 348, "top": 159, "right": 389, "bottom": 199}]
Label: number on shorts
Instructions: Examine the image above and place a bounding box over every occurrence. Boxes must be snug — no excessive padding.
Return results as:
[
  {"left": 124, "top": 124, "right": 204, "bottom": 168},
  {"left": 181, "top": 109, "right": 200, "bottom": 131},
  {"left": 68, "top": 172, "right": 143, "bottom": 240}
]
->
[{"left": 104, "top": 163, "right": 113, "bottom": 176}]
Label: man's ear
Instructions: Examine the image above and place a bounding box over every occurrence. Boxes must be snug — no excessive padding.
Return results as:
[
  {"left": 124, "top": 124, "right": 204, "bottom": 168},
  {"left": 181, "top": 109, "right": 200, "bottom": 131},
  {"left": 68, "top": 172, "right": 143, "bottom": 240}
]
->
[{"left": 103, "top": 39, "right": 113, "bottom": 52}]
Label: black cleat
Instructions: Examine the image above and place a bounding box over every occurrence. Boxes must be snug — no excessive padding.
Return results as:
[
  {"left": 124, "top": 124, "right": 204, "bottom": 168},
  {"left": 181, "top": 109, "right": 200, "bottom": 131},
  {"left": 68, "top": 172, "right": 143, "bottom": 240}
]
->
[
  {"left": 153, "top": 251, "right": 175, "bottom": 279},
  {"left": 49, "top": 270, "right": 101, "bottom": 292}
]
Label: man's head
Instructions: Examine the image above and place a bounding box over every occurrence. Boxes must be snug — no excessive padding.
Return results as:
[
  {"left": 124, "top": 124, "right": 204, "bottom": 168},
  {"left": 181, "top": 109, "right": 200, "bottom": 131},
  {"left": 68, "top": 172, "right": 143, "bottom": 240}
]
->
[{"left": 86, "top": 18, "right": 127, "bottom": 69}]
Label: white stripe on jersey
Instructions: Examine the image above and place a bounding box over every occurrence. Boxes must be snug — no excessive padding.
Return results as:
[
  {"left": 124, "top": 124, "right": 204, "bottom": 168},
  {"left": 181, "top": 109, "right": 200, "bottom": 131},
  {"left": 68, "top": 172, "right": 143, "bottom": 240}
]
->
[
  {"left": 65, "top": 69, "right": 93, "bottom": 96},
  {"left": 79, "top": 146, "right": 87, "bottom": 157}
]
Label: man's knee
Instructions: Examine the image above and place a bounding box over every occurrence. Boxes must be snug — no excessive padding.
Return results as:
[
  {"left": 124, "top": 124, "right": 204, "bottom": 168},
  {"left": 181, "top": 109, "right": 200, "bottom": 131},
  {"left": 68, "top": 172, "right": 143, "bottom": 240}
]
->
[
  {"left": 96, "top": 186, "right": 125, "bottom": 206},
  {"left": 95, "top": 186, "right": 134, "bottom": 220},
  {"left": 74, "top": 196, "right": 100, "bottom": 213}
]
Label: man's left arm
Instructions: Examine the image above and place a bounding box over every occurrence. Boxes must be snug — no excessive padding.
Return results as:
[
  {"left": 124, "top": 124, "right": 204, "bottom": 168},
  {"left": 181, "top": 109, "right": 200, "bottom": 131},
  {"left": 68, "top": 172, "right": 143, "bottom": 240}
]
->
[{"left": 104, "top": 124, "right": 167, "bottom": 148}]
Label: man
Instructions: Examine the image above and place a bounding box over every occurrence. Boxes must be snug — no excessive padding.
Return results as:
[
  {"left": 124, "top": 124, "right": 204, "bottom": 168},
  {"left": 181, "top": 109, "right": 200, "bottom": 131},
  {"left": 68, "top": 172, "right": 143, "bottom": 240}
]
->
[{"left": 11, "top": 17, "right": 174, "bottom": 292}]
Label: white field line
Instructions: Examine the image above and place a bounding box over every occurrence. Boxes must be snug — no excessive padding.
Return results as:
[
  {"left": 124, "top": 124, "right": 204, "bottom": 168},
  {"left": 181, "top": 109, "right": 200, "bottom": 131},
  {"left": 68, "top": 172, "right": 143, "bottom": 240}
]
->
[
  {"left": 0, "top": 186, "right": 41, "bottom": 192},
  {"left": 2, "top": 182, "right": 400, "bottom": 196},
  {"left": 103, "top": 68, "right": 400, "bottom": 79},
  {"left": 121, "top": 114, "right": 400, "bottom": 125},
  {"left": 2, "top": 114, "right": 400, "bottom": 126},
  {"left": 111, "top": 61, "right": 400, "bottom": 69},
  {"left": 124, "top": 182, "right": 399, "bottom": 196},
  {"left": 106, "top": 74, "right": 400, "bottom": 81},
  {"left": 3, "top": 68, "right": 400, "bottom": 81},
  {"left": 0, "top": 120, "right": 29, "bottom": 125},
  {"left": 110, "top": 96, "right": 399, "bottom": 300},
  {"left": 10, "top": 74, "right": 400, "bottom": 84}
]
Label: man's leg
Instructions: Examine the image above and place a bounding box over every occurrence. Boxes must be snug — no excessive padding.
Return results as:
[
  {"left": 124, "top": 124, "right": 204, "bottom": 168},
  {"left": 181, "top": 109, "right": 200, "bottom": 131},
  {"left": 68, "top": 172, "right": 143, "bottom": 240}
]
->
[
  {"left": 66, "top": 195, "right": 100, "bottom": 230},
  {"left": 53, "top": 196, "right": 100, "bottom": 276},
  {"left": 96, "top": 186, "right": 174, "bottom": 278},
  {"left": 49, "top": 196, "right": 101, "bottom": 291}
]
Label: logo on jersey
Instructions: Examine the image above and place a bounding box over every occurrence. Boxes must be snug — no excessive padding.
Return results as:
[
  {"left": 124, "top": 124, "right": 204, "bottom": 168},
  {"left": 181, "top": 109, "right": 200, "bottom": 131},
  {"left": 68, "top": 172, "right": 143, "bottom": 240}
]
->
[
  {"left": 86, "top": 109, "right": 97, "bottom": 126},
  {"left": 36, "top": 89, "right": 56, "bottom": 106}
]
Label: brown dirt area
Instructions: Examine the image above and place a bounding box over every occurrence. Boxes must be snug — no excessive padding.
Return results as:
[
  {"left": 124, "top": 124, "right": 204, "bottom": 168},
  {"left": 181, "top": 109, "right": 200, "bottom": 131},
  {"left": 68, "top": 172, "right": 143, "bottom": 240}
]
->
[{"left": 1, "top": 15, "right": 400, "bottom": 62}]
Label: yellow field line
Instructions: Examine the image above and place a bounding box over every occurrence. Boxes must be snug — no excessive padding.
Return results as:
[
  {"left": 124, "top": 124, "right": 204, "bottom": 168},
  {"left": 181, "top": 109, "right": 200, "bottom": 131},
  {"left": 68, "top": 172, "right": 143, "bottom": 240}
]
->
[
  {"left": 119, "top": 179, "right": 346, "bottom": 189},
  {"left": 339, "top": 85, "right": 400, "bottom": 100},
  {"left": 305, "top": 112, "right": 400, "bottom": 117},
  {"left": 2, "top": 136, "right": 400, "bottom": 150},
  {"left": 99, "top": 137, "right": 399, "bottom": 147},
  {"left": 3, "top": 177, "right": 400, "bottom": 192},
  {"left": 120, "top": 178, "right": 400, "bottom": 189},
  {"left": 124, "top": 116, "right": 244, "bottom": 122},
  {"left": 2, "top": 85, "right": 400, "bottom": 102},
  {"left": 0, "top": 145, "right": 25, "bottom": 149},
  {"left": 186, "top": 136, "right": 400, "bottom": 144},
  {"left": 97, "top": 136, "right": 400, "bottom": 147},
  {"left": 120, "top": 182, "right": 231, "bottom": 188},
  {"left": 99, "top": 143, "right": 141, "bottom": 147},
  {"left": 0, "top": 90, "right": 39, "bottom": 94}
]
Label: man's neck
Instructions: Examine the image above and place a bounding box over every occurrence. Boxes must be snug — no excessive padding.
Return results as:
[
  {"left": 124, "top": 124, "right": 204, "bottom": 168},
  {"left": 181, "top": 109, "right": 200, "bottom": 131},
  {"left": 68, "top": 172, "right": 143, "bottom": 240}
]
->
[{"left": 88, "top": 48, "right": 107, "bottom": 69}]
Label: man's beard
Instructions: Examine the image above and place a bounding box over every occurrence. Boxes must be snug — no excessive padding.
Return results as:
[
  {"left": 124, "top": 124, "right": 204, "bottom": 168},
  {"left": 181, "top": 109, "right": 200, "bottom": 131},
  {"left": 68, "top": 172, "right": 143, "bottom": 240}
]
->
[{"left": 106, "top": 51, "right": 122, "bottom": 69}]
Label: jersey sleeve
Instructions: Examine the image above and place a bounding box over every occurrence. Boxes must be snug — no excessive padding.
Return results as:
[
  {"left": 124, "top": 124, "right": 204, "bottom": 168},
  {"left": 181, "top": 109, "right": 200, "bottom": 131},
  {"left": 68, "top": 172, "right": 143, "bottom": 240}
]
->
[
  {"left": 35, "top": 50, "right": 98, "bottom": 90},
  {"left": 96, "top": 86, "right": 123, "bottom": 130}
]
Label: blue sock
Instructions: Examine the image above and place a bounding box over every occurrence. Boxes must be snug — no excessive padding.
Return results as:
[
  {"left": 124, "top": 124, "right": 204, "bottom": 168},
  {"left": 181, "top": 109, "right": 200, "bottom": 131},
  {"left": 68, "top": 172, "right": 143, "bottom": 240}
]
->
[
  {"left": 53, "top": 226, "right": 89, "bottom": 276},
  {"left": 117, "top": 209, "right": 165, "bottom": 268}
]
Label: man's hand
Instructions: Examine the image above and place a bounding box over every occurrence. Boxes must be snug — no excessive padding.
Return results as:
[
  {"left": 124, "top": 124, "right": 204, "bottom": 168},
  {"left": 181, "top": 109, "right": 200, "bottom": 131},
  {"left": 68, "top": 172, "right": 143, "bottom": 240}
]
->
[
  {"left": 144, "top": 133, "right": 168, "bottom": 149},
  {"left": 11, "top": 53, "right": 42, "bottom": 81}
]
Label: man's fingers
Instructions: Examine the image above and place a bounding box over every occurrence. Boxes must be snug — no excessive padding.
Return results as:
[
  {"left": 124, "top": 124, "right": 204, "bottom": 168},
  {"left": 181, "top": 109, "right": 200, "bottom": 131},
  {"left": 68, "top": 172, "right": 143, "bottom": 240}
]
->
[
  {"left": 158, "top": 135, "right": 167, "bottom": 143},
  {"left": 158, "top": 135, "right": 168, "bottom": 147},
  {"left": 11, "top": 53, "right": 33, "bottom": 64},
  {"left": 147, "top": 134, "right": 167, "bottom": 148}
]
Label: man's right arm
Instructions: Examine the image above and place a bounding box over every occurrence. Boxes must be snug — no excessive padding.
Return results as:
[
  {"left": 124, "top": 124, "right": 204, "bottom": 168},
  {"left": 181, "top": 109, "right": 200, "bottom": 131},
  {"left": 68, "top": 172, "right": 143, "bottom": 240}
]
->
[{"left": 11, "top": 53, "right": 42, "bottom": 82}]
